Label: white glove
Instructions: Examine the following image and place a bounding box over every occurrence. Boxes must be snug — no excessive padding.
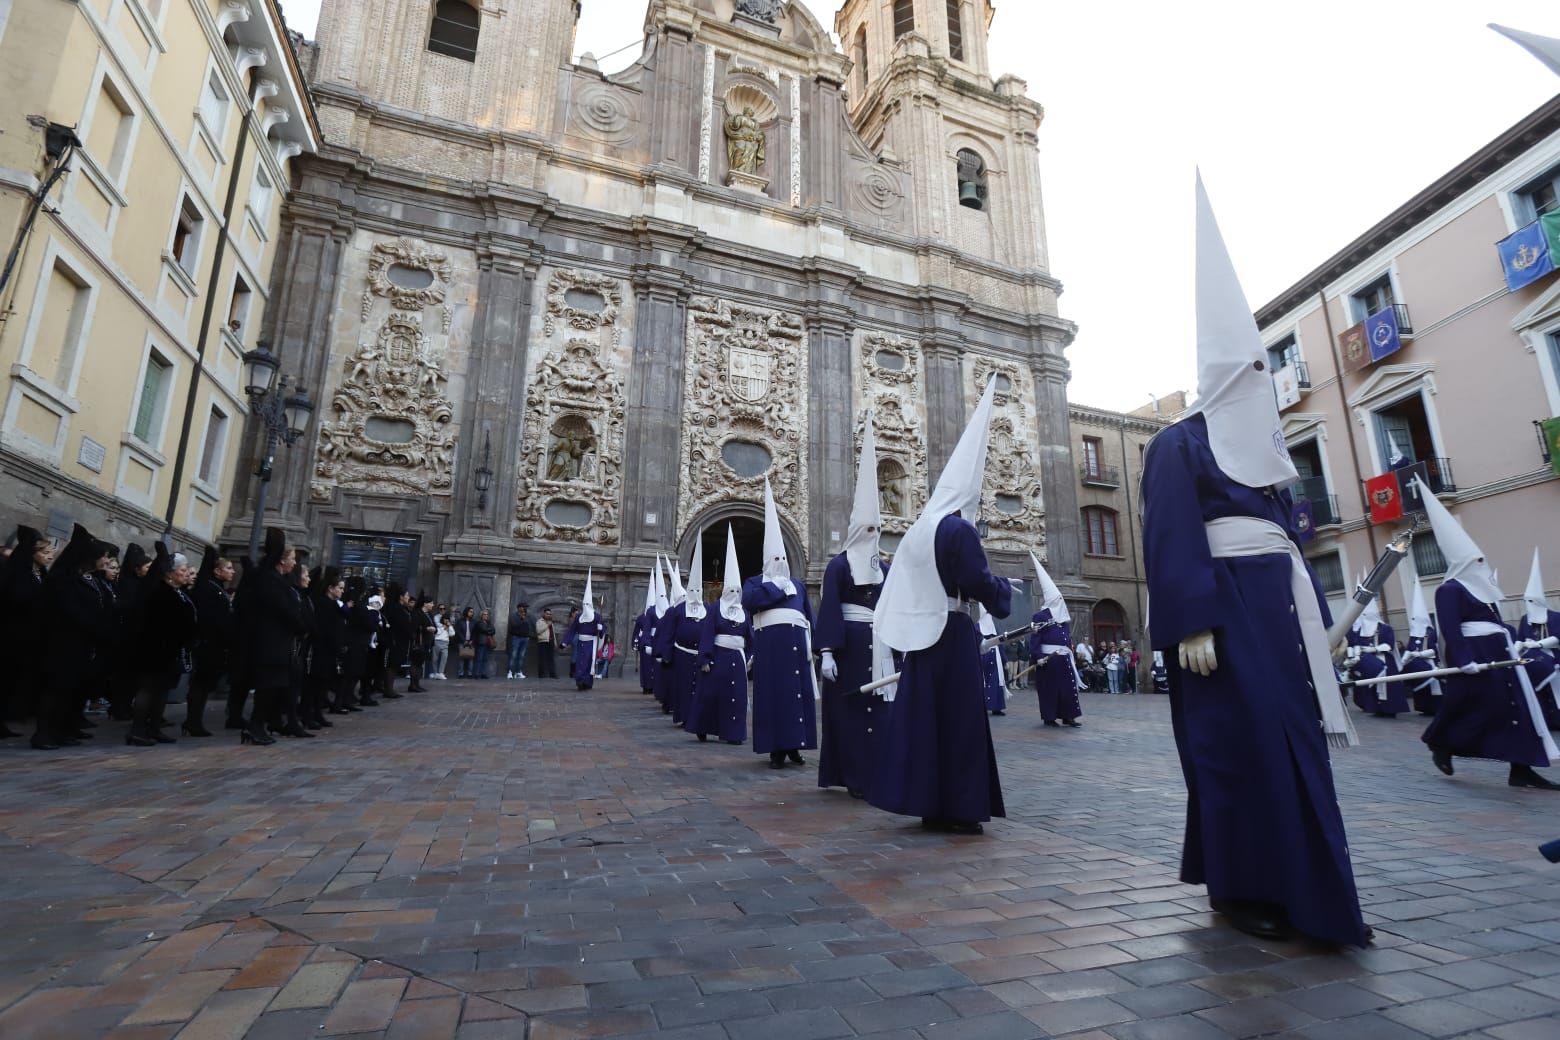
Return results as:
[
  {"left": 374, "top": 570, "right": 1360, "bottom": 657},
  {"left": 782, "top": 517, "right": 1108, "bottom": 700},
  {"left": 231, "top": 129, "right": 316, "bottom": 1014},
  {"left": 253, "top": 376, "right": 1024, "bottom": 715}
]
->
[
  {"left": 1459, "top": 662, "right": 1480, "bottom": 675},
  {"left": 1374, "top": 644, "right": 1393, "bottom": 655},
  {"left": 820, "top": 651, "right": 837, "bottom": 682},
  {"left": 1178, "top": 630, "right": 1217, "bottom": 677}
]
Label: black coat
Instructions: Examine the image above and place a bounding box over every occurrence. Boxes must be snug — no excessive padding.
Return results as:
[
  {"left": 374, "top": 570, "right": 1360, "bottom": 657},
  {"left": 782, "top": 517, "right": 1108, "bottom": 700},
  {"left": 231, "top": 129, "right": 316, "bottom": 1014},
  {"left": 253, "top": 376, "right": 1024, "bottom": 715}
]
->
[
  {"left": 310, "top": 597, "right": 347, "bottom": 679},
  {"left": 45, "top": 572, "right": 113, "bottom": 692},
  {"left": 247, "top": 568, "right": 306, "bottom": 690},
  {"left": 137, "top": 581, "right": 198, "bottom": 687},
  {"left": 192, "top": 578, "right": 234, "bottom": 679},
  {"left": 383, "top": 601, "right": 414, "bottom": 655},
  {"left": 342, "top": 603, "right": 377, "bottom": 679}
]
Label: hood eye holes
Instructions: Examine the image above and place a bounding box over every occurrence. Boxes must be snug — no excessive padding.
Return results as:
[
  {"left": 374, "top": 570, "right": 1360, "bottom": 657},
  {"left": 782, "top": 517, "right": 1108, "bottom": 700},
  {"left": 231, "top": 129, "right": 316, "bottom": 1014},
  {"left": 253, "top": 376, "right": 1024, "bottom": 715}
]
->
[{"left": 1253, "top": 360, "right": 1265, "bottom": 372}]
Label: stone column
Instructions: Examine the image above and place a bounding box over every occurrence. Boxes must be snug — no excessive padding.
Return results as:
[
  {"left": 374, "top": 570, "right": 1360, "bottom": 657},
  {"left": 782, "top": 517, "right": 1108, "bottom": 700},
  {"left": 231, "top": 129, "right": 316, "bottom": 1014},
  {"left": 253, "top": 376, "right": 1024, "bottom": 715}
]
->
[
  {"left": 803, "top": 292, "right": 854, "bottom": 575},
  {"left": 1031, "top": 345, "right": 1085, "bottom": 586},
  {"left": 622, "top": 260, "right": 690, "bottom": 549},
  {"left": 921, "top": 339, "right": 967, "bottom": 480}
]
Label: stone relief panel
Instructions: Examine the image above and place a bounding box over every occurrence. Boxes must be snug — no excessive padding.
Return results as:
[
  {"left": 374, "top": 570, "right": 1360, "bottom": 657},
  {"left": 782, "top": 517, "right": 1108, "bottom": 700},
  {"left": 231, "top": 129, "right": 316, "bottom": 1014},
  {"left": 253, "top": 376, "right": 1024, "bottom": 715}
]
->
[
  {"left": 855, "top": 333, "right": 928, "bottom": 535},
  {"left": 679, "top": 296, "right": 809, "bottom": 543},
  {"left": 313, "top": 236, "right": 464, "bottom": 501},
  {"left": 969, "top": 354, "right": 1047, "bottom": 555},
  {"left": 514, "top": 268, "right": 631, "bottom": 545},
  {"left": 566, "top": 76, "right": 640, "bottom": 149}
]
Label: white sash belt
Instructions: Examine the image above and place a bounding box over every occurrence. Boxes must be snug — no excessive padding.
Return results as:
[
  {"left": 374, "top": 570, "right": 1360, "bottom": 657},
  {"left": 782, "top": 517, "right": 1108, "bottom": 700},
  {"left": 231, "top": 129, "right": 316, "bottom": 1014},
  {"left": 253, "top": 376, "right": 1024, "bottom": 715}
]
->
[
  {"left": 1039, "top": 642, "right": 1084, "bottom": 688},
  {"left": 1203, "top": 517, "right": 1358, "bottom": 749},
  {"left": 576, "top": 635, "right": 597, "bottom": 644},
  {"left": 840, "top": 604, "right": 875, "bottom": 624},
  {"left": 1039, "top": 644, "right": 1071, "bottom": 656},
  {"left": 752, "top": 607, "right": 820, "bottom": 702},
  {"left": 1458, "top": 621, "right": 1557, "bottom": 763},
  {"left": 674, "top": 643, "right": 699, "bottom": 656},
  {"left": 713, "top": 634, "right": 745, "bottom": 652}
]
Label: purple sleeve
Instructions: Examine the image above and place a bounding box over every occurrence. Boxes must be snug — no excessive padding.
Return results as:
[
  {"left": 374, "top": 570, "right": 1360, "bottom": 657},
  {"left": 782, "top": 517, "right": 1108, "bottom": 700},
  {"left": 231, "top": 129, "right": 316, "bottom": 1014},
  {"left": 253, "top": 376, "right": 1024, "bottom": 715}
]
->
[
  {"left": 938, "top": 517, "right": 1012, "bottom": 620},
  {"left": 814, "top": 558, "right": 846, "bottom": 652},
  {"left": 1141, "top": 428, "right": 1220, "bottom": 650},
  {"left": 1435, "top": 583, "right": 1473, "bottom": 669},
  {"left": 742, "top": 576, "right": 790, "bottom": 612}
]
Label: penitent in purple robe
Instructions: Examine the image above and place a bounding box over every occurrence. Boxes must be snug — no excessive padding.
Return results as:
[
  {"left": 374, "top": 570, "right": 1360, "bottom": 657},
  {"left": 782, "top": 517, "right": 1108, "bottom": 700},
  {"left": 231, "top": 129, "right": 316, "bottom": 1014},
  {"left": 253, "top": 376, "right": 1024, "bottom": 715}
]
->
[
  {"left": 1422, "top": 583, "right": 1551, "bottom": 765},
  {"left": 815, "top": 552, "right": 889, "bottom": 793},
  {"left": 1143, "top": 414, "right": 1367, "bottom": 948},
  {"left": 742, "top": 577, "right": 818, "bottom": 756},
  {"left": 1402, "top": 630, "right": 1441, "bottom": 717},
  {"left": 981, "top": 646, "right": 1007, "bottom": 712},
  {"left": 565, "top": 616, "right": 606, "bottom": 689},
  {"left": 652, "top": 603, "right": 702, "bottom": 726},
  {"left": 868, "top": 514, "right": 1010, "bottom": 824},
  {"left": 1518, "top": 611, "right": 1559, "bottom": 730},
  {"left": 633, "top": 612, "right": 654, "bottom": 693},
  {"left": 1347, "top": 622, "right": 1404, "bottom": 716},
  {"left": 1028, "top": 610, "right": 1081, "bottom": 724},
  {"left": 687, "top": 613, "right": 752, "bottom": 743}
]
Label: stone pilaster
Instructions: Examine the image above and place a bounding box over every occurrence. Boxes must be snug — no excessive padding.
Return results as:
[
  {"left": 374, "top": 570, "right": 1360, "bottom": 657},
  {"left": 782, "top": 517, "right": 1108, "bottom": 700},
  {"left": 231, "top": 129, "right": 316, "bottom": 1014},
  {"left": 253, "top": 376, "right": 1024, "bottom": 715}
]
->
[
  {"left": 802, "top": 275, "right": 855, "bottom": 574},
  {"left": 622, "top": 251, "right": 692, "bottom": 550},
  {"left": 1031, "top": 344, "right": 1085, "bottom": 587}
]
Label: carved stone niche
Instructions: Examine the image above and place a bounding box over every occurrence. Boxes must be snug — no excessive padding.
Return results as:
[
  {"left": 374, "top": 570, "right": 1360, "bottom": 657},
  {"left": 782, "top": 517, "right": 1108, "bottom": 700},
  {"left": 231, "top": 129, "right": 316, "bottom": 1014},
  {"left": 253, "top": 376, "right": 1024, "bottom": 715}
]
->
[
  {"left": 313, "top": 312, "right": 456, "bottom": 501},
  {"left": 543, "top": 268, "right": 623, "bottom": 344},
  {"left": 969, "top": 356, "right": 1046, "bottom": 552},
  {"left": 679, "top": 295, "right": 808, "bottom": 543},
  {"left": 362, "top": 238, "right": 454, "bottom": 331},
  {"left": 858, "top": 333, "right": 928, "bottom": 535},
  {"left": 515, "top": 338, "right": 626, "bottom": 545}
]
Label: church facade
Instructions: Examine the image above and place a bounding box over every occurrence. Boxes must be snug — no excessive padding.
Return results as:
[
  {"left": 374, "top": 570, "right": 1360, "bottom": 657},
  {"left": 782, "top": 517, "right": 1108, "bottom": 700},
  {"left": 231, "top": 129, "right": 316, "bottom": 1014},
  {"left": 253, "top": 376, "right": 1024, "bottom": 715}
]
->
[{"left": 242, "top": 0, "right": 1081, "bottom": 632}]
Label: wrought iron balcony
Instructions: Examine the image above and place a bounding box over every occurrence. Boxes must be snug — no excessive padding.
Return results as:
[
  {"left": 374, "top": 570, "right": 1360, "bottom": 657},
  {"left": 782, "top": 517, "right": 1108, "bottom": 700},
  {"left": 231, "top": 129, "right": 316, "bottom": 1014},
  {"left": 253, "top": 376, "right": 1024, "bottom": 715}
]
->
[
  {"left": 1424, "top": 456, "right": 1454, "bottom": 494},
  {"left": 1296, "top": 477, "right": 1340, "bottom": 527},
  {"left": 1080, "top": 463, "right": 1120, "bottom": 489},
  {"left": 1391, "top": 303, "right": 1414, "bottom": 339},
  {"left": 1292, "top": 359, "right": 1312, "bottom": 389}
]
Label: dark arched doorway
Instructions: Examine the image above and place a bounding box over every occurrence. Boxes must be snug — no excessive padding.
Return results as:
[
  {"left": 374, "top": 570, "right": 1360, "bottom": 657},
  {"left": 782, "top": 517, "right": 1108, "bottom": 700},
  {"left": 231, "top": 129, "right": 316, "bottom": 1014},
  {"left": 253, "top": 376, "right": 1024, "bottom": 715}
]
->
[
  {"left": 676, "top": 500, "right": 806, "bottom": 594},
  {"left": 1092, "top": 599, "right": 1127, "bottom": 645}
]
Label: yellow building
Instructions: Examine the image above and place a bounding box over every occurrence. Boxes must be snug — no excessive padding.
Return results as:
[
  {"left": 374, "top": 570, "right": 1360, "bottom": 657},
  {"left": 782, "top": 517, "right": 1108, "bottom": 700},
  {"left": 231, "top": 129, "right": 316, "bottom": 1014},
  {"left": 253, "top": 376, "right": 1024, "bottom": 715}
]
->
[{"left": 0, "top": 0, "right": 314, "bottom": 547}]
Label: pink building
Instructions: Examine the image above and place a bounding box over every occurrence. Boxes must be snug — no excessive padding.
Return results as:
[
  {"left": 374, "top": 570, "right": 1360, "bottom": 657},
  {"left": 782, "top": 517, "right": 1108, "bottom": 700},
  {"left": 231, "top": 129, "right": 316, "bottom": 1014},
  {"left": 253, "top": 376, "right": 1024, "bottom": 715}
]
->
[{"left": 1255, "top": 95, "right": 1560, "bottom": 630}]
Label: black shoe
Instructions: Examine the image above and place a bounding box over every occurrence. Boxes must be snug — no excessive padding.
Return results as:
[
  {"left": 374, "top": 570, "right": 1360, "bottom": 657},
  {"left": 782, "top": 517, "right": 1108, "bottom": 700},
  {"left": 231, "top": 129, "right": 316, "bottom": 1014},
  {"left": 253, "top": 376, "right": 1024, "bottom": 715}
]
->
[
  {"left": 920, "top": 818, "right": 949, "bottom": 832},
  {"left": 153, "top": 731, "right": 176, "bottom": 744},
  {"left": 948, "top": 820, "right": 984, "bottom": 836},
  {"left": 1211, "top": 898, "right": 1289, "bottom": 940},
  {"left": 0, "top": 723, "right": 17, "bottom": 739},
  {"left": 991, "top": 710, "right": 1005, "bottom": 716},
  {"left": 1044, "top": 720, "right": 1060, "bottom": 727},
  {"left": 382, "top": 691, "right": 403, "bottom": 700},
  {"left": 329, "top": 707, "right": 351, "bottom": 716},
  {"left": 125, "top": 733, "right": 156, "bottom": 747},
  {"left": 303, "top": 720, "right": 321, "bottom": 730},
  {"left": 409, "top": 685, "right": 425, "bottom": 693},
  {"left": 30, "top": 737, "right": 60, "bottom": 751},
  {"left": 345, "top": 704, "right": 363, "bottom": 712},
  {"left": 696, "top": 734, "right": 707, "bottom": 742},
  {"left": 848, "top": 789, "right": 865, "bottom": 799},
  {"left": 240, "top": 727, "right": 275, "bottom": 746},
  {"left": 1063, "top": 720, "right": 1082, "bottom": 728},
  {"left": 314, "top": 717, "right": 333, "bottom": 729},
  {"left": 1510, "top": 765, "right": 1560, "bottom": 789},
  {"left": 1432, "top": 748, "right": 1454, "bottom": 776},
  {"left": 360, "top": 698, "right": 380, "bottom": 707},
  {"left": 787, "top": 750, "right": 805, "bottom": 766},
  {"left": 59, "top": 737, "right": 81, "bottom": 746},
  {"left": 181, "top": 723, "right": 213, "bottom": 738}
]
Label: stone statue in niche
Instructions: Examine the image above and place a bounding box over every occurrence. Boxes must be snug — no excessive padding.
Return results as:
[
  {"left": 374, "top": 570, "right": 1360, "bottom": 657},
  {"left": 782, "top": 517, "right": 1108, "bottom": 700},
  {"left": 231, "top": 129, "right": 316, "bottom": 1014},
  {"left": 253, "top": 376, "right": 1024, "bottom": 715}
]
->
[
  {"left": 547, "top": 420, "right": 596, "bottom": 482},
  {"left": 878, "top": 459, "right": 907, "bottom": 518},
  {"left": 725, "top": 107, "right": 766, "bottom": 175},
  {"left": 735, "top": 0, "right": 783, "bottom": 22}
]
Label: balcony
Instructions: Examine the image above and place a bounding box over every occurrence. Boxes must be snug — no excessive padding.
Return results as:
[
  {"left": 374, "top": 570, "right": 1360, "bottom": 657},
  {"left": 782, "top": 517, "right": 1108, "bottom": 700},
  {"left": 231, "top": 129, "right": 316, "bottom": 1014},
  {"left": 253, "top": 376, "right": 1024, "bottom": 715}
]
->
[
  {"left": 1080, "top": 463, "right": 1120, "bottom": 489},
  {"left": 1296, "top": 476, "right": 1340, "bottom": 527},
  {"left": 1389, "top": 303, "right": 1414, "bottom": 340},
  {"left": 1291, "top": 360, "right": 1312, "bottom": 389},
  {"left": 1423, "top": 456, "right": 1454, "bottom": 494}
]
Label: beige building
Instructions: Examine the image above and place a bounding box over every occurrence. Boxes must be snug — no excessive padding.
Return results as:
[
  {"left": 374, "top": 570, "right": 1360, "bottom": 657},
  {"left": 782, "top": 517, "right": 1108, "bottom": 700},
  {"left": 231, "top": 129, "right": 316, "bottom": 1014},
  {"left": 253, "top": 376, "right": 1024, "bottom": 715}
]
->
[
  {"left": 1068, "top": 402, "right": 1168, "bottom": 651},
  {"left": 1256, "top": 94, "right": 1560, "bottom": 629},
  {"left": 0, "top": 0, "right": 315, "bottom": 547}
]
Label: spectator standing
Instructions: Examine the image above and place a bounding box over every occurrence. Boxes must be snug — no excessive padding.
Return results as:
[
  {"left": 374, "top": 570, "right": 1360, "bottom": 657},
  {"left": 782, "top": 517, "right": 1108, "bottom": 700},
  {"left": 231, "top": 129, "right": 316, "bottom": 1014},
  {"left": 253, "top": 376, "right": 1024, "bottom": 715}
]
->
[
  {"left": 410, "top": 594, "right": 434, "bottom": 691},
  {"left": 535, "top": 608, "right": 558, "bottom": 678},
  {"left": 455, "top": 607, "right": 477, "bottom": 678},
  {"left": 507, "top": 603, "right": 530, "bottom": 679},
  {"left": 474, "top": 608, "right": 496, "bottom": 678},
  {"left": 430, "top": 614, "right": 452, "bottom": 679},
  {"left": 1105, "top": 644, "right": 1123, "bottom": 694},
  {"left": 128, "top": 548, "right": 198, "bottom": 747},
  {"left": 187, "top": 548, "right": 234, "bottom": 738}
]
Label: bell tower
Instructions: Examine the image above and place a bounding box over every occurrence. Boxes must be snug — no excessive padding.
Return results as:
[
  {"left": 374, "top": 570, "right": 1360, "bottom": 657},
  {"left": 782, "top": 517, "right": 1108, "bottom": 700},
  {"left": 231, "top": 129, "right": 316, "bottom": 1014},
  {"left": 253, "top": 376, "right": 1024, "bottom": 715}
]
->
[{"left": 834, "top": 0, "right": 1047, "bottom": 271}]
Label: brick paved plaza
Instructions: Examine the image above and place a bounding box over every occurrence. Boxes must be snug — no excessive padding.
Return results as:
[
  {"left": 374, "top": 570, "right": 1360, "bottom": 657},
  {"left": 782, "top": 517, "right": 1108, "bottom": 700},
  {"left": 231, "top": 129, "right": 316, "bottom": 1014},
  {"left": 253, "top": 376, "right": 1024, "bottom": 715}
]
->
[{"left": 1, "top": 679, "right": 1558, "bottom": 1040}]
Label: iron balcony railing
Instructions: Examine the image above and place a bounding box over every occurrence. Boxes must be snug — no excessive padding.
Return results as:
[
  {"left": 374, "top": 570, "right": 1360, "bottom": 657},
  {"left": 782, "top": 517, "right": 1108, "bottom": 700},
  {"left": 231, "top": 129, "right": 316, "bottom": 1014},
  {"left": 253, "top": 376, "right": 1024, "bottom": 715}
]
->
[
  {"left": 1080, "top": 463, "right": 1120, "bottom": 488},
  {"left": 1424, "top": 456, "right": 1455, "bottom": 494},
  {"left": 1292, "top": 359, "right": 1312, "bottom": 388}
]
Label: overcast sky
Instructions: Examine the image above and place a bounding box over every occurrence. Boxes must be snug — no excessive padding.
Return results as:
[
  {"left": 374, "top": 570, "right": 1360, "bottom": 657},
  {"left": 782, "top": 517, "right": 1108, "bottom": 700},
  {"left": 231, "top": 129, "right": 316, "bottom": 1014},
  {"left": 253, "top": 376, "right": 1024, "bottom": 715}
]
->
[{"left": 277, "top": 1, "right": 1560, "bottom": 411}]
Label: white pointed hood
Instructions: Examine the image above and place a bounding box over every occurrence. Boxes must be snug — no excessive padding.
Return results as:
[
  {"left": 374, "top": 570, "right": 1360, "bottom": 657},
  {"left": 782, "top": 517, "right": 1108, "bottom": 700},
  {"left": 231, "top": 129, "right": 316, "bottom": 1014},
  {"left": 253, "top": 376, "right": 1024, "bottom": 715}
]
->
[
  {"left": 720, "top": 523, "right": 745, "bottom": 623},
  {"left": 1185, "top": 171, "right": 1299, "bottom": 490},
  {"left": 1398, "top": 555, "right": 1431, "bottom": 641},
  {"left": 1413, "top": 477, "right": 1503, "bottom": 605},
  {"left": 580, "top": 567, "right": 595, "bottom": 624},
  {"left": 874, "top": 375, "right": 998, "bottom": 653},
  {"left": 1526, "top": 549, "right": 1550, "bottom": 626},
  {"left": 1028, "top": 550, "right": 1069, "bottom": 624},
  {"left": 761, "top": 478, "right": 795, "bottom": 596},
  {"left": 843, "top": 415, "right": 884, "bottom": 586},
  {"left": 1490, "top": 23, "right": 1560, "bottom": 76},
  {"left": 685, "top": 531, "right": 706, "bottom": 621},
  {"left": 668, "top": 553, "right": 686, "bottom": 607},
  {"left": 643, "top": 559, "right": 657, "bottom": 614},
  {"left": 653, "top": 555, "right": 670, "bottom": 618},
  {"left": 1387, "top": 430, "right": 1407, "bottom": 466}
]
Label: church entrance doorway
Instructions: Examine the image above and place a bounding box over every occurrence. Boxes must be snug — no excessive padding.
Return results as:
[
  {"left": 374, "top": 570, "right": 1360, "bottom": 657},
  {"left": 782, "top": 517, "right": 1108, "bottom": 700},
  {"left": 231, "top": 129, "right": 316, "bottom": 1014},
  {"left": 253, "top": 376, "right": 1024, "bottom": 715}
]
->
[{"left": 676, "top": 500, "right": 807, "bottom": 595}]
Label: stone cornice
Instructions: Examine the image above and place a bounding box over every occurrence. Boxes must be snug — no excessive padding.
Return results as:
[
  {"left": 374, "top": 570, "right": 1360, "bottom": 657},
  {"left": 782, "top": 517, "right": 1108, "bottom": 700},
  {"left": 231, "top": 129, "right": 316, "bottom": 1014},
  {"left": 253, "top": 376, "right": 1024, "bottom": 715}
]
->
[{"left": 1069, "top": 404, "right": 1172, "bottom": 435}]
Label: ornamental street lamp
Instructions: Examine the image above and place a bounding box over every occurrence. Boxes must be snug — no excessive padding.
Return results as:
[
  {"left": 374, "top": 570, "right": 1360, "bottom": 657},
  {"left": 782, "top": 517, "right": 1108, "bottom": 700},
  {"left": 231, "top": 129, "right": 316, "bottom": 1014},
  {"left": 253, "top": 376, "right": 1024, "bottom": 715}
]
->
[
  {"left": 242, "top": 341, "right": 314, "bottom": 561},
  {"left": 473, "top": 432, "right": 494, "bottom": 511}
]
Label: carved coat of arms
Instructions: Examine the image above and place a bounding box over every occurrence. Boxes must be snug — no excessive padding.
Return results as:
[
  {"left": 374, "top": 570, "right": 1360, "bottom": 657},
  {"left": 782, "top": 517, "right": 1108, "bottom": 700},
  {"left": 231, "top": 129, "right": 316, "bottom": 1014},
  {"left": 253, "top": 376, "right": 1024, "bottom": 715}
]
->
[{"left": 729, "top": 346, "right": 771, "bottom": 401}]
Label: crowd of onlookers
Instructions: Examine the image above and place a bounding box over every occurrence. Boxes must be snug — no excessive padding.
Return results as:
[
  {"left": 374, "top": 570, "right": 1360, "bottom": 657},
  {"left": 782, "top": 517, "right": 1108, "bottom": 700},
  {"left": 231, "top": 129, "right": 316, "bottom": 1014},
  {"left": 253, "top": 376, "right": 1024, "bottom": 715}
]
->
[{"left": 1071, "top": 638, "right": 1154, "bottom": 694}]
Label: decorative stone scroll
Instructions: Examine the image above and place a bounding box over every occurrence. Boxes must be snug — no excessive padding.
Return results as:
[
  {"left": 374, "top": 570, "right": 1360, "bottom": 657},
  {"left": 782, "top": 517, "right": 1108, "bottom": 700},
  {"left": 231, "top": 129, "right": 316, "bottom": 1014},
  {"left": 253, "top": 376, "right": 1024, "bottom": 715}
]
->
[
  {"left": 857, "top": 333, "right": 928, "bottom": 534},
  {"left": 313, "top": 311, "right": 456, "bottom": 500},
  {"left": 514, "top": 337, "right": 627, "bottom": 545},
  {"left": 361, "top": 238, "right": 453, "bottom": 330},
  {"left": 679, "top": 296, "right": 808, "bottom": 542},
  {"left": 971, "top": 355, "right": 1046, "bottom": 552},
  {"left": 542, "top": 268, "right": 624, "bottom": 343}
]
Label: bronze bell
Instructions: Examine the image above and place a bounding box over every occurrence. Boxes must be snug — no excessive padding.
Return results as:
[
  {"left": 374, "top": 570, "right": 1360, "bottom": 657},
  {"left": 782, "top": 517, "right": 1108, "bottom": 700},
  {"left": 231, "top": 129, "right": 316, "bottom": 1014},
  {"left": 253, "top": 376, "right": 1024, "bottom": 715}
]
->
[{"left": 959, "top": 180, "right": 983, "bottom": 209}]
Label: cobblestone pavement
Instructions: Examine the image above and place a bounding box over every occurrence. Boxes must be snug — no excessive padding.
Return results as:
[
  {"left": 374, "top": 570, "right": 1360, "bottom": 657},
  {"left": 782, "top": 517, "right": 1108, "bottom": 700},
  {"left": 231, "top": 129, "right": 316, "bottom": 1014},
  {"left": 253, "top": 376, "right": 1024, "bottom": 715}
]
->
[{"left": 1, "top": 677, "right": 1559, "bottom": 1039}]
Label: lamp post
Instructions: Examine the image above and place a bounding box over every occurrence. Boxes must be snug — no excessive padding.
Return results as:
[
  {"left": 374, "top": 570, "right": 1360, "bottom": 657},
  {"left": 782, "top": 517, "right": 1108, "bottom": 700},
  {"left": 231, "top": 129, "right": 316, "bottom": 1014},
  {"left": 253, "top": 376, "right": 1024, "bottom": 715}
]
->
[
  {"left": 474, "top": 432, "right": 494, "bottom": 512},
  {"left": 242, "top": 341, "right": 314, "bottom": 561},
  {"left": 976, "top": 517, "right": 991, "bottom": 540}
]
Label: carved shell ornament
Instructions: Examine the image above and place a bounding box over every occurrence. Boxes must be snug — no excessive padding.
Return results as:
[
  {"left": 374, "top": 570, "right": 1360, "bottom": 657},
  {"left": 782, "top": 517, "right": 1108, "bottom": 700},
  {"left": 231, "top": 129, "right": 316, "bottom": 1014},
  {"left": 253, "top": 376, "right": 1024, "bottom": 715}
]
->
[{"left": 722, "top": 83, "right": 779, "bottom": 126}]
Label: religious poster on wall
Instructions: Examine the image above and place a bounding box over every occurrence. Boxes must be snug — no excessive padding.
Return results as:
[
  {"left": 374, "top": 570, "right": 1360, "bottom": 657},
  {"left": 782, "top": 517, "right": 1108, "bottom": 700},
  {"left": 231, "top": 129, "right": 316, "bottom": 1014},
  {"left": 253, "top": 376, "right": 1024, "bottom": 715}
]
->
[{"left": 1338, "top": 322, "right": 1371, "bottom": 375}]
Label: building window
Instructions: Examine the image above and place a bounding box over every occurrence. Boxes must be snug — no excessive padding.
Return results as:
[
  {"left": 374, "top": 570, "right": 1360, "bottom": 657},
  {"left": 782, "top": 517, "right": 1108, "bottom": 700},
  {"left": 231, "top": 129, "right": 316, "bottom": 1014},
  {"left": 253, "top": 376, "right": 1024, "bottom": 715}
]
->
[
  {"left": 1309, "top": 550, "right": 1345, "bottom": 595},
  {"left": 227, "top": 274, "right": 252, "bottom": 336},
  {"left": 1092, "top": 599, "right": 1127, "bottom": 646},
  {"left": 199, "top": 69, "right": 230, "bottom": 138},
  {"left": 85, "top": 76, "right": 134, "bottom": 181},
  {"left": 1267, "top": 333, "right": 1300, "bottom": 372},
  {"left": 946, "top": 0, "right": 965, "bottom": 60},
  {"left": 31, "top": 257, "right": 92, "bottom": 388},
  {"left": 251, "top": 166, "right": 273, "bottom": 222},
  {"left": 1515, "top": 162, "right": 1560, "bottom": 222},
  {"left": 893, "top": 0, "right": 915, "bottom": 37},
  {"left": 1351, "top": 274, "right": 1395, "bottom": 322},
  {"left": 428, "top": 0, "right": 480, "bottom": 62},
  {"left": 1289, "top": 438, "right": 1337, "bottom": 525},
  {"left": 853, "top": 26, "right": 868, "bottom": 96},
  {"left": 171, "top": 195, "right": 205, "bottom": 277},
  {"left": 1082, "top": 436, "right": 1103, "bottom": 477},
  {"left": 1370, "top": 393, "right": 1450, "bottom": 493},
  {"left": 133, "top": 353, "right": 173, "bottom": 444},
  {"left": 198, "top": 406, "right": 228, "bottom": 485},
  {"left": 1412, "top": 531, "right": 1448, "bottom": 576},
  {"left": 1082, "top": 506, "right": 1119, "bottom": 556},
  {"left": 956, "top": 148, "right": 987, "bottom": 211}
]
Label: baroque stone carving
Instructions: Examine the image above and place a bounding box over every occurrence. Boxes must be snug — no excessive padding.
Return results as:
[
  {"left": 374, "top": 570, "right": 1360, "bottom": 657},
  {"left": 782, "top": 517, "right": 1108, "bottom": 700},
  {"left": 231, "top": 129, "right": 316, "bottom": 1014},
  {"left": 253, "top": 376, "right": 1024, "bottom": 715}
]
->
[
  {"left": 313, "top": 312, "right": 456, "bottom": 500},
  {"left": 735, "top": 0, "right": 783, "bottom": 23},
  {"left": 971, "top": 356, "right": 1046, "bottom": 552},
  {"left": 361, "top": 238, "right": 453, "bottom": 330},
  {"left": 858, "top": 333, "right": 928, "bottom": 534},
  {"left": 724, "top": 107, "right": 766, "bottom": 175},
  {"left": 543, "top": 268, "right": 623, "bottom": 343},
  {"left": 571, "top": 81, "right": 637, "bottom": 145},
  {"left": 679, "top": 296, "right": 808, "bottom": 542},
  {"left": 852, "top": 165, "right": 906, "bottom": 219},
  {"left": 699, "top": 45, "right": 715, "bottom": 183},
  {"left": 514, "top": 338, "right": 626, "bottom": 544},
  {"left": 789, "top": 74, "right": 801, "bottom": 207}
]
